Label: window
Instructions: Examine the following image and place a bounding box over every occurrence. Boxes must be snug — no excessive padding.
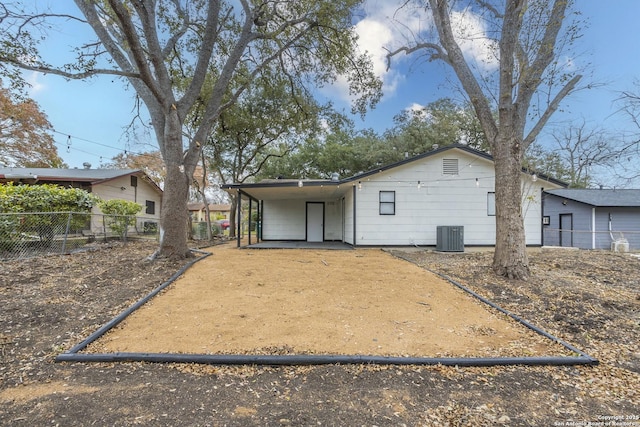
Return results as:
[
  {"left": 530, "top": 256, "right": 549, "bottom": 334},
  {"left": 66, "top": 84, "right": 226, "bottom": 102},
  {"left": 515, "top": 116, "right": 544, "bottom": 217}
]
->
[
  {"left": 379, "top": 191, "right": 395, "bottom": 215},
  {"left": 487, "top": 192, "right": 495, "bottom": 216},
  {"left": 442, "top": 158, "right": 459, "bottom": 175},
  {"left": 130, "top": 176, "right": 138, "bottom": 187},
  {"left": 145, "top": 200, "right": 156, "bottom": 215}
]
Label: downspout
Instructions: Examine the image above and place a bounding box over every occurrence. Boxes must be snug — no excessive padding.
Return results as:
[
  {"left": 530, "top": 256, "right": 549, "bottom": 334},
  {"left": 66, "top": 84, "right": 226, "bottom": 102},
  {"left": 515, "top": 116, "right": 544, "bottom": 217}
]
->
[
  {"left": 352, "top": 184, "right": 357, "bottom": 247},
  {"left": 608, "top": 212, "right": 614, "bottom": 241},
  {"left": 592, "top": 208, "right": 596, "bottom": 249},
  {"left": 540, "top": 188, "right": 545, "bottom": 246}
]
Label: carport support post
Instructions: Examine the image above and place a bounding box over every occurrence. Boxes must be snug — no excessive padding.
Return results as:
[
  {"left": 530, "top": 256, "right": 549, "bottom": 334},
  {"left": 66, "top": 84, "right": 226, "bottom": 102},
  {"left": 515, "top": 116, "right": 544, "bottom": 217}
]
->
[
  {"left": 258, "top": 200, "right": 262, "bottom": 242},
  {"left": 236, "top": 190, "right": 244, "bottom": 248},
  {"left": 248, "top": 198, "right": 253, "bottom": 246}
]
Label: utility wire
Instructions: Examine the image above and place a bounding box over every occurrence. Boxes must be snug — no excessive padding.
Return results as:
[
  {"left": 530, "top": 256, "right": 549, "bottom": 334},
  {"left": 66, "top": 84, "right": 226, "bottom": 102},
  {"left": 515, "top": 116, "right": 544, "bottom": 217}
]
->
[{"left": 51, "top": 129, "right": 162, "bottom": 163}]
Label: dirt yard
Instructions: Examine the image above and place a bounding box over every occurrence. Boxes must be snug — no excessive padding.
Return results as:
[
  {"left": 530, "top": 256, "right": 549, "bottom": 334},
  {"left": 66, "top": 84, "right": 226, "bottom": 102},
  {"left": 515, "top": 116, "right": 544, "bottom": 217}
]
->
[
  {"left": 1, "top": 240, "right": 639, "bottom": 426},
  {"left": 90, "top": 246, "right": 566, "bottom": 359}
]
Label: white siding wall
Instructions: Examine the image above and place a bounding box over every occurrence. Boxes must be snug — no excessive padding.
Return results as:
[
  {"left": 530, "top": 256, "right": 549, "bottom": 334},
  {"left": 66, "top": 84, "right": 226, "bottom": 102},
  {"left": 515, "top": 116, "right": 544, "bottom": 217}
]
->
[
  {"left": 91, "top": 175, "right": 162, "bottom": 232},
  {"left": 257, "top": 149, "right": 559, "bottom": 246},
  {"left": 262, "top": 200, "right": 306, "bottom": 240},
  {"left": 344, "top": 190, "right": 354, "bottom": 244},
  {"left": 262, "top": 198, "right": 345, "bottom": 241},
  {"left": 522, "top": 182, "right": 545, "bottom": 245},
  {"left": 324, "top": 199, "right": 343, "bottom": 240},
  {"left": 354, "top": 152, "right": 493, "bottom": 245},
  {"left": 354, "top": 151, "right": 552, "bottom": 246}
]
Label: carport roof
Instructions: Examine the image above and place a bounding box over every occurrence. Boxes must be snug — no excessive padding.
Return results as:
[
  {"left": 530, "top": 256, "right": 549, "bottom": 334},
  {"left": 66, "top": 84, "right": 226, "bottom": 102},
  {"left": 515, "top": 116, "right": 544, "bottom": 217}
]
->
[{"left": 225, "top": 178, "right": 349, "bottom": 201}]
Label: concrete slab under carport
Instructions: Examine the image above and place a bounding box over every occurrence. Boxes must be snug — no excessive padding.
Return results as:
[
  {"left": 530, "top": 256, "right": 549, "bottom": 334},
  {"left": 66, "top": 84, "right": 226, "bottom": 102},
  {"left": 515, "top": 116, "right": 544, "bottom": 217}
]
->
[{"left": 245, "top": 241, "right": 353, "bottom": 250}]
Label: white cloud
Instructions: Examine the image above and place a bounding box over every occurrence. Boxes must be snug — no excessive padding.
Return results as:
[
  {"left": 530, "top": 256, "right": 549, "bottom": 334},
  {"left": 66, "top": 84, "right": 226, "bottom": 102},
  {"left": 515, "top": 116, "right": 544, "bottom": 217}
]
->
[
  {"left": 406, "top": 102, "right": 425, "bottom": 113},
  {"left": 325, "top": 1, "right": 498, "bottom": 107},
  {"left": 353, "top": 17, "right": 399, "bottom": 94},
  {"left": 450, "top": 8, "right": 499, "bottom": 72},
  {"left": 26, "top": 71, "right": 46, "bottom": 96}
]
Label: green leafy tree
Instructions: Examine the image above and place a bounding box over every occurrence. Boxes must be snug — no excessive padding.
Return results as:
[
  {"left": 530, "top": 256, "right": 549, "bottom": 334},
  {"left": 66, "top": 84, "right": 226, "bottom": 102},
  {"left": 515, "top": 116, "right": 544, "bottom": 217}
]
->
[
  {"left": 0, "top": 1, "right": 381, "bottom": 259},
  {"left": 383, "top": 99, "right": 489, "bottom": 159},
  {"left": 258, "top": 98, "right": 486, "bottom": 180},
  {"left": 98, "top": 199, "right": 142, "bottom": 241},
  {"left": 200, "top": 69, "right": 329, "bottom": 236},
  {"left": 256, "top": 115, "right": 385, "bottom": 180},
  {"left": 523, "top": 143, "right": 570, "bottom": 185}
]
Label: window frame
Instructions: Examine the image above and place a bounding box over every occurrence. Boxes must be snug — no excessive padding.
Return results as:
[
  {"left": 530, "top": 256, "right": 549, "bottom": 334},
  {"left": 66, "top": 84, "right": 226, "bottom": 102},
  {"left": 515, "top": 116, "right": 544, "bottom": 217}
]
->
[
  {"left": 487, "top": 192, "right": 496, "bottom": 216},
  {"left": 145, "top": 200, "right": 156, "bottom": 215},
  {"left": 379, "top": 191, "right": 396, "bottom": 215}
]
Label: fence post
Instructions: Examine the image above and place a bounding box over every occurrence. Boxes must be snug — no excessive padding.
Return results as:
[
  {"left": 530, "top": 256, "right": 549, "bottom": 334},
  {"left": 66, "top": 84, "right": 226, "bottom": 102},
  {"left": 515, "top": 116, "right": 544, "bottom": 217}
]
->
[{"left": 61, "top": 212, "right": 72, "bottom": 254}]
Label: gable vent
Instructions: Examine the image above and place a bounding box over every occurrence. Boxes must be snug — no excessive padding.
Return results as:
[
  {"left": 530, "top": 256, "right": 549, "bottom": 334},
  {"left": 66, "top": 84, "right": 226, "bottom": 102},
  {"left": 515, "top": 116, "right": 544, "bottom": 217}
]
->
[{"left": 442, "top": 158, "right": 459, "bottom": 175}]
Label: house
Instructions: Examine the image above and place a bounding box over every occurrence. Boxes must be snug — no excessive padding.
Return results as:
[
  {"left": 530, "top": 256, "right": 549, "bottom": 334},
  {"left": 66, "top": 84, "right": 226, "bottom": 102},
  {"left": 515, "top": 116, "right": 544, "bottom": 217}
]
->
[
  {"left": 222, "top": 144, "right": 565, "bottom": 248},
  {"left": 187, "top": 203, "right": 232, "bottom": 222},
  {"left": 542, "top": 188, "right": 640, "bottom": 250},
  {"left": 0, "top": 165, "right": 163, "bottom": 233}
]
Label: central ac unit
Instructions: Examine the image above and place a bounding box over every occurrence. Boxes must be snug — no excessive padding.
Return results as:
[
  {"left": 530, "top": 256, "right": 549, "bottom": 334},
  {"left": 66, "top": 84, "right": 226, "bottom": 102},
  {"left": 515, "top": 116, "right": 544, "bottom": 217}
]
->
[{"left": 436, "top": 226, "right": 464, "bottom": 252}]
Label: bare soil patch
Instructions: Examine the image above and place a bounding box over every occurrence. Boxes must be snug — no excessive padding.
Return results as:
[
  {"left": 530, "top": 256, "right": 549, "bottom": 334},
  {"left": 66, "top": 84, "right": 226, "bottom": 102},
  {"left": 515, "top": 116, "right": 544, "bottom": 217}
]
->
[
  {"left": 89, "top": 246, "right": 564, "bottom": 358},
  {"left": 1, "top": 240, "right": 639, "bottom": 426}
]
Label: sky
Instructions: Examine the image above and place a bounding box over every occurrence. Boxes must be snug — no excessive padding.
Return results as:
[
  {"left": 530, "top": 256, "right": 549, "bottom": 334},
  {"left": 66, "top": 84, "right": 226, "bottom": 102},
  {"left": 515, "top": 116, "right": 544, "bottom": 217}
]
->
[{"left": 22, "top": 0, "right": 640, "bottom": 184}]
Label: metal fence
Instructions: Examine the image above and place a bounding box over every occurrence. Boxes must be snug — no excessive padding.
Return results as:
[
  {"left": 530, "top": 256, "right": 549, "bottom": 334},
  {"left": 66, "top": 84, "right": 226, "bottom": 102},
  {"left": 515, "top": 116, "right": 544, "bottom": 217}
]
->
[{"left": 0, "top": 212, "right": 160, "bottom": 261}]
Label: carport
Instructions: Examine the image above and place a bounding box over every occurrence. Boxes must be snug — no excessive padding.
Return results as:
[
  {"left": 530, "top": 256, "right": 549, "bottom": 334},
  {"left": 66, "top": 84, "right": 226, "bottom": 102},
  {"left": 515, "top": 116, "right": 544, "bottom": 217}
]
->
[{"left": 223, "top": 178, "right": 352, "bottom": 248}]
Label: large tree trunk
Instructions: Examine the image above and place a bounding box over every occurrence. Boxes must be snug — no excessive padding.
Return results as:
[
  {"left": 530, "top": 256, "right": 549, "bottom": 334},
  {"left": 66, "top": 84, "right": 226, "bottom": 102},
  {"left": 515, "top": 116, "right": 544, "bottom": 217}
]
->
[
  {"left": 492, "top": 135, "right": 529, "bottom": 279},
  {"left": 158, "top": 166, "right": 191, "bottom": 258},
  {"left": 156, "top": 115, "right": 192, "bottom": 259}
]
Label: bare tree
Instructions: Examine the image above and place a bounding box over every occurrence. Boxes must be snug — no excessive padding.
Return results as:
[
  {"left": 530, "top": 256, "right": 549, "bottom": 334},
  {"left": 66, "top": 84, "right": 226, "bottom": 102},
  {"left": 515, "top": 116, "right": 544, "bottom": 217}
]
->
[
  {"left": 614, "top": 82, "right": 640, "bottom": 185},
  {"left": 388, "top": 0, "right": 584, "bottom": 279},
  {"left": 550, "top": 120, "right": 619, "bottom": 188},
  {"left": 0, "top": 1, "right": 380, "bottom": 259}
]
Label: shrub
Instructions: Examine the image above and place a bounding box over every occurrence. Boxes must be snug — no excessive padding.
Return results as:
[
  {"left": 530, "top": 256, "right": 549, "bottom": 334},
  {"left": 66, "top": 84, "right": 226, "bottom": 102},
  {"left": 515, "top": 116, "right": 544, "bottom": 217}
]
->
[
  {"left": 98, "top": 199, "right": 142, "bottom": 240},
  {"left": 0, "top": 183, "right": 99, "bottom": 243}
]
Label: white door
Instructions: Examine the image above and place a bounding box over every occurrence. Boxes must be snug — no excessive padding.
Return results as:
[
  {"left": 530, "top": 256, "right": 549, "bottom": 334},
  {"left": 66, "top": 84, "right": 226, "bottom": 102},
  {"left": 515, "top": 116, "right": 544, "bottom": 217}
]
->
[{"left": 306, "top": 203, "right": 324, "bottom": 242}]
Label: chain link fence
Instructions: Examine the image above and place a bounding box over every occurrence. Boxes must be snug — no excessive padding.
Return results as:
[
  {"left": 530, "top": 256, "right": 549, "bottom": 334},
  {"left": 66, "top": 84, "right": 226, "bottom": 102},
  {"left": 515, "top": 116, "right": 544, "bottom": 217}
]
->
[{"left": 0, "top": 212, "right": 160, "bottom": 261}]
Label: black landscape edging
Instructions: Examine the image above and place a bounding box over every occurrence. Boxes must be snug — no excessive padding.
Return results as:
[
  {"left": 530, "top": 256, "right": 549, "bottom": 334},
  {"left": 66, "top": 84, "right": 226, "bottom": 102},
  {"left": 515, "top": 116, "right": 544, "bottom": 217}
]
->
[
  {"left": 56, "top": 352, "right": 596, "bottom": 367},
  {"left": 389, "top": 251, "right": 599, "bottom": 366},
  {"left": 60, "top": 249, "right": 212, "bottom": 355},
  {"left": 56, "top": 249, "right": 598, "bottom": 367}
]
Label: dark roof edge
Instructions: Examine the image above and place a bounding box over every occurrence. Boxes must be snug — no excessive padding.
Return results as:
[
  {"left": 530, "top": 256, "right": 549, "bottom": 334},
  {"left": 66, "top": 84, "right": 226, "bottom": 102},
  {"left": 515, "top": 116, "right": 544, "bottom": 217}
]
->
[
  {"left": 0, "top": 168, "right": 164, "bottom": 195},
  {"left": 222, "top": 144, "right": 567, "bottom": 190},
  {"left": 544, "top": 188, "right": 640, "bottom": 207}
]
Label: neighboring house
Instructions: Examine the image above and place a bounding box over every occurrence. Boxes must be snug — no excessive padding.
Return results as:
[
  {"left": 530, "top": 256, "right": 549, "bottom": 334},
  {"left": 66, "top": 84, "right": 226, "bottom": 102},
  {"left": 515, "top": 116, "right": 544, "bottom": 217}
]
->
[
  {"left": 187, "top": 203, "right": 232, "bottom": 222},
  {"left": 0, "top": 165, "right": 163, "bottom": 233},
  {"left": 223, "top": 144, "right": 565, "bottom": 248},
  {"left": 542, "top": 188, "right": 640, "bottom": 250}
]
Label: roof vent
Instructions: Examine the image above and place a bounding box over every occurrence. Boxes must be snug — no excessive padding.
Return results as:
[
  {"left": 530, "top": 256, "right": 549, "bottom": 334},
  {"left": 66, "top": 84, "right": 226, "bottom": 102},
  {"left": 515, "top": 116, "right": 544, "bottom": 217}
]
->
[
  {"left": 331, "top": 172, "right": 339, "bottom": 182},
  {"left": 83, "top": 162, "right": 91, "bottom": 170}
]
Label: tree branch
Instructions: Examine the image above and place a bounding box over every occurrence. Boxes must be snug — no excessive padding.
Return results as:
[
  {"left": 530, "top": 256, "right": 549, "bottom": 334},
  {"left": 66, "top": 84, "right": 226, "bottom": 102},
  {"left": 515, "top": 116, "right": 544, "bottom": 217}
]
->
[
  {"left": 0, "top": 57, "right": 138, "bottom": 79},
  {"left": 523, "top": 74, "right": 582, "bottom": 148},
  {"left": 385, "top": 43, "right": 449, "bottom": 71},
  {"left": 428, "top": 0, "right": 498, "bottom": 142}
]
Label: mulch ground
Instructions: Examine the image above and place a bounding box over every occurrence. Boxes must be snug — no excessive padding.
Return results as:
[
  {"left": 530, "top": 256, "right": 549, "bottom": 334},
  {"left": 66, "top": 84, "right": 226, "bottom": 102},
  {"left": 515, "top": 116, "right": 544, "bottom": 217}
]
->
[{"left": 1, "top": 240, "right": 639, "bottom": 426}]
